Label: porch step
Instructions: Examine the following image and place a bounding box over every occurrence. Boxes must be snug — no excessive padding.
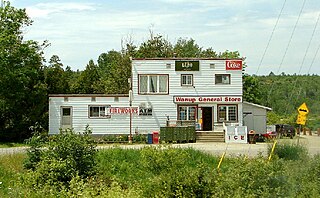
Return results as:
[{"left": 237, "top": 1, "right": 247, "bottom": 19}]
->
[{"left": 196, "top": 131, "right": 225, "bottom": 142}]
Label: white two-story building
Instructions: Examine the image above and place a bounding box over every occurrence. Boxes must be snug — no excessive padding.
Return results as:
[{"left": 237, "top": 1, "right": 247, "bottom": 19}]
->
[{"left": 49, "top": 58, "right": 244, "bottom": 135}]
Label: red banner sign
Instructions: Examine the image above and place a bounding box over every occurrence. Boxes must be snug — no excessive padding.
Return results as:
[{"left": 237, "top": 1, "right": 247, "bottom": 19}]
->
[
  {"left": 226, "top": 60, "right": 242, "bottom": 70},
  {"left": 174, "top": 96, "right": 242, "bottom": 103},
  {"left": 108, "top": 107, "right": 138, "bottom": 114}
]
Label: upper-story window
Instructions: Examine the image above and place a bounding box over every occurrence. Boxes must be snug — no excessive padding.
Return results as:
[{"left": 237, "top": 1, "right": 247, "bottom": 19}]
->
[
  {"left": 215, "top": 74, "right": 230, "bottom": 84},
  {"left": 139, "top": 74, "right": 169, "bottom": 94},
  {"left": 181, "top": 74, "right": 193, "bottom": 86}
]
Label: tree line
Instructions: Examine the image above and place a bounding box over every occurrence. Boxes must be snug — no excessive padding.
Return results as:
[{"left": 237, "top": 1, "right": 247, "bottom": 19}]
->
[{"left": 1, "top": 2, "right": 318, "bottom": 141}]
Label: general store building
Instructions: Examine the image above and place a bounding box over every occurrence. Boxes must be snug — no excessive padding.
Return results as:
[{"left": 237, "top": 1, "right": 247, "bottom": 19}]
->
[{"left": 49, "top": 58, "right": 244, "bottom": 136}]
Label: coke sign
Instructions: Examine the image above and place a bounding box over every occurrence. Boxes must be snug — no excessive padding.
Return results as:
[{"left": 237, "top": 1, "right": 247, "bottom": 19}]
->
[{"left": 226, "top": 60, "right": 242, "bottom": 70}]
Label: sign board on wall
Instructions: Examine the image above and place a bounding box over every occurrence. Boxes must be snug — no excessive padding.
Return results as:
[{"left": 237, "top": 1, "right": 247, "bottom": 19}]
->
[
  {"left": 108, "top": 107, "right": 138, "bottom": 114},
  {"left": 173, "top": 96, "right": 242, "bottom": 104},
  {"left": 175, "top": 60, "right": 199, "bottom": 71},
  {"left": 226, "top": 60, "right": 242, "bottom": 70}
]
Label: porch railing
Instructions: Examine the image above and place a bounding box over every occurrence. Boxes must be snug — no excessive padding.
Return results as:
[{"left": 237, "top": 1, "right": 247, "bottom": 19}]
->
[{"left": 166, "top": 120, "right": 196, "bottom": 127}]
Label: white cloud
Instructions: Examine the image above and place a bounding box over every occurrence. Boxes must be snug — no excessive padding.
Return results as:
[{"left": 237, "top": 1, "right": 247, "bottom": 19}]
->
[
  {"left": 16, "top": 0, "right": 320, "bottom": 74},
  {"left": 26, "top": 2, "right": 96, "bottom": 18}
]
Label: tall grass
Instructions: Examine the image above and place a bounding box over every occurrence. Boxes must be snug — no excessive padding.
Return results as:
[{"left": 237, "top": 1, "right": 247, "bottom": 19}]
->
[
  {"left": 0, "top": 154, "right": 26, "bottom": 197},
  {"left": 268, "top": 142, "right": 308, "bottom": 160},
  {"left": 1, "top": 145, "right": 320, "bottom": 197}
]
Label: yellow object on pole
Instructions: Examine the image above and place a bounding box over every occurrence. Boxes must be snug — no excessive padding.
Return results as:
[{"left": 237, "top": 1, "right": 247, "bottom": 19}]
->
[
  {"left": 296, "top": 103, "right": 309, "bottom": 125},
  {"left": 217, "top": 152, "right": 226, "bottom": 169},
  {"left": 268, "top": 140, "right": 277, "bottom": 162}
]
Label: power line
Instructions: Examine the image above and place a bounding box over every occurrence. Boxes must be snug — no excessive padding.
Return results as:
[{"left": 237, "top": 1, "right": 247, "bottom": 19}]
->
[
  {"left": 255, "top": 0, "right": 287, "bottom": 75},
  {"left": 307, "top": 42, "right": 320, "bottom": 74},
  {"left": 298, "top": 12, "right": 320, "bottom": 74},
  {"left": 284, "top": 12, "right": 320, "bottom": 114},
  {"left": 276, "top": 0, "right": 307, "bottom": 74},
  {"left": 266, "top": 0, "right": 307, "bottom": 105}
]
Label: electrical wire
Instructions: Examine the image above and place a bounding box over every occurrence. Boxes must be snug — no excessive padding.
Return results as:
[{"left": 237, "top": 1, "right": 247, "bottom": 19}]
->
[
  {"left": 284, "top": 11, "right": 320, "bottom": 114},
  {"left": 255, "top": 0, "right": 287, "bottom": 75},
  {"left": 276, "top": 0, "right": 307, "bottom": 74},
  {"left": 266, "top": 0, "right": 307, "bottom": 105}
]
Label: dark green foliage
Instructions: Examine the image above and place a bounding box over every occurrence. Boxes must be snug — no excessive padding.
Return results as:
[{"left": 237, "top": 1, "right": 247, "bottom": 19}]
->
[
  {"left": 0, "top": 2, "right": 48, "bottom": 141},
  {"left": 243, "top": 74, "right": 261, "bottom": 104},
  {"left": 44, "top": 55, "right": 70, "bottom": 94},
  {"left": 23, "top": 128, "right": 97, "bottom": 189},
  {"left": 3, "top": 146, "right": 320, "bottom": 197},
  {"left": 268, "top": 142, "right": 308, "bottom": 161}
]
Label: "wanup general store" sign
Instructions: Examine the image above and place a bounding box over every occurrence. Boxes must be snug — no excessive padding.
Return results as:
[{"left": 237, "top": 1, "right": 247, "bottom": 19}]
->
[{"left": 173, "top": 96, "right": 242, "bottom": 103}]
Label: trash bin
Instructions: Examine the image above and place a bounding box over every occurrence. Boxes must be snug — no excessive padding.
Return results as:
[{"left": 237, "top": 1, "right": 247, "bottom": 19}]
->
[
  {"left": 147, "top": 133, "right": 153, "bottom": 144},
  {"left": 153, "top": 131, "right": 159, "bottom": 144},
  {"left": 248, "top": 130, "right": 256, "bottom": 144}
]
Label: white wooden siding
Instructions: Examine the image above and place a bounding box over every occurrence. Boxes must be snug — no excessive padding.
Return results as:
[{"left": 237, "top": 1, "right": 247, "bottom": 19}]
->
[
  {"left": 49, "top": 59, "right": 243, "bottom": 135},
  {"left": 49, "top": 96, "right": 134, "bottom": 135},
  {"left": 131, "top": 59, "right": 243, "bottom": 132}
]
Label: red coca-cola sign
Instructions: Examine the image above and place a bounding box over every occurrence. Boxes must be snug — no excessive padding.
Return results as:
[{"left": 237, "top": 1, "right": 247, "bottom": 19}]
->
[{"left": 226, "top": 60, "right": 242, "bottom": 70}]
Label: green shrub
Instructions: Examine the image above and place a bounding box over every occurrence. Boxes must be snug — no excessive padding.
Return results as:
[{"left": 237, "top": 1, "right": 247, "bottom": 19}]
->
[
  {"left": 96, "top": 147, "right": 145, "bottom": 187},
  {"left": 133, "top": 134, "right": 146, "bottom": 143},
  {"left": 214, "top": 157, "right": 289, "bottom": 197},
  {"left": 268, "top": 142, "right": 308, "bottom": 160},
  {"left": 23, "top": 127, "right": 97, "bottom": 189}
]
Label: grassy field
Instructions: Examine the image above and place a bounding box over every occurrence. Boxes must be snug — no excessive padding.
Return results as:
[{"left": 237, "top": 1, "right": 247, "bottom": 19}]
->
[
  {"left": 0, "top": 143, "right": 26, "bottom": 148},
  {"left": 1, "top": 143, "right": 320, "bottom": 197}
]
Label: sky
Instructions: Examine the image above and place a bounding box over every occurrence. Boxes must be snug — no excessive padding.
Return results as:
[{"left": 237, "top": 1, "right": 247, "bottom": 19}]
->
[{"left": 9, "top": 0, "right": 320, "bottom": 75}]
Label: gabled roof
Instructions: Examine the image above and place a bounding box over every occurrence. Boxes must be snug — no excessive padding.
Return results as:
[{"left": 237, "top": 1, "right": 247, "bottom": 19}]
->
[
  {"left": 243, "top": 101, "right": 272, "bottom": 111},
  {"left": 49, "top": 94, "right": 129, "bottom": 97}
]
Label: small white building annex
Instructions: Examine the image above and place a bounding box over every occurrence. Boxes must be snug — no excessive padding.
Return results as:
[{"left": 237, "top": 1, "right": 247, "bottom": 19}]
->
[{"left": 49, "top": 58, "right": 244, "bottom": 135}]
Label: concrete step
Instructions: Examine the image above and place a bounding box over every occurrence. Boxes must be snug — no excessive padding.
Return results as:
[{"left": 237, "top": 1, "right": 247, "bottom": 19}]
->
[{"left": 196, "top": 132, "right": 225, "bottom": 142}]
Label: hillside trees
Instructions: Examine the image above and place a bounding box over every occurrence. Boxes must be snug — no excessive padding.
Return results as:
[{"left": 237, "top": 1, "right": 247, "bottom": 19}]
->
[
  {"left": 0, "top": 2, "right": 48, "bottom": 141},
  {"left": 44, "top": 55, "right": 70, "bottom": 94},
  {"left": 97, "top": 50, "right": 131, "bottom": 94}
]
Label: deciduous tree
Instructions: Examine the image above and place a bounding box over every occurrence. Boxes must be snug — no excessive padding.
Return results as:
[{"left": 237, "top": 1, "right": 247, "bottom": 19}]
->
[{"left": 0, "top": 2, "right": 47, "bottom": 141}]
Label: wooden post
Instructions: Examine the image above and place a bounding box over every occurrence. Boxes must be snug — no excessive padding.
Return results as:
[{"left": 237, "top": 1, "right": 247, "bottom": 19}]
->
[
  {"left": 308, "top": 128, "right": 312, "bottom": 136},
  {"left": 317, "top": 128, "right": 320, "bottom": 136}
]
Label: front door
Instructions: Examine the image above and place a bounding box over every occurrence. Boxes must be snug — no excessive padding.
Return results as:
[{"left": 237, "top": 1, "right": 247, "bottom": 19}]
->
[
  {"left": 61, "top": 107, "right": 72, "bottom": 129},
  {"left": 202, "top": 107, "right": 213, "bottom": 131}
]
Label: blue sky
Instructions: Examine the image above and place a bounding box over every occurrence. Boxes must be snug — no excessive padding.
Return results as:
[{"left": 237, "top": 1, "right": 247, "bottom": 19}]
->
[{"left": 10, "top": 0, "right": 320, "bottom": 75}]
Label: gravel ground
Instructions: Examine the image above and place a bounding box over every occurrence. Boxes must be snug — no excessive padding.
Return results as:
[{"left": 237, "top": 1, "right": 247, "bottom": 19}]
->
[{"left": 1, "top": 135, "right": 319, "bottom": 157}]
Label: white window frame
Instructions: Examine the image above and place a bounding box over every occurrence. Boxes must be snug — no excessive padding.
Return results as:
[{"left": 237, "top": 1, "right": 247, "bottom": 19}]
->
[
  {"left": 89, "top": 105, "right": 111, "bottom": 118},
  {"left": 218, "top": 105, "right": 237, "bottom": 122},
  {"left": 178, "top": 106, "right": 197, "bottom": 121},
  {"left": 215, "top": 74, "right": 231, "bottom": 84},
  {"left": 181, "top": 74, "right": 193, "bottom": 86},
  {"left": 138, "top": 74, "right": 169, "bottom": 94}
]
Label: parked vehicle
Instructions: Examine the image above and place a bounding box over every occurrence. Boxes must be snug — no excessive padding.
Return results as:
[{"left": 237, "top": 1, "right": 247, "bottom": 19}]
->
[
  {"left": 275, "top": 124, "right": 296, "bottom": 139},
  {"left": 263, "top": 125, "right": 277, "bottom": 140},
  {"left": 262, "top": 131, "right": 277, "bottom": 139}
]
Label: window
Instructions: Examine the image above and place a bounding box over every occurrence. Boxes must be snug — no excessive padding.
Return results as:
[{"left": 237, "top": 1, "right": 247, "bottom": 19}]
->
[
  {"left": 89, "top": 105, "right": 111, "bottom": 118},
  {"left": 215, "top": 74, "right": 230, "bottom": 84},
  {"left": 218, "top": 105, "right": 237, "bottom": 122},
  {"left": 178, "top": 106, "right": 196, "bottom": 121},
  {"left": 139, "top": 74, "right": 168, "bottom": 94},
  {"left": 181, "top": 74, "right": 193, "bottom": 86}
]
